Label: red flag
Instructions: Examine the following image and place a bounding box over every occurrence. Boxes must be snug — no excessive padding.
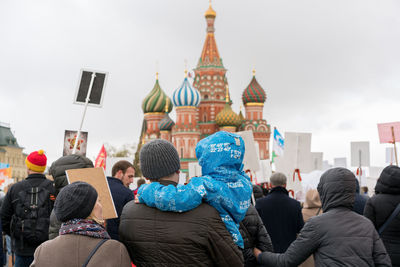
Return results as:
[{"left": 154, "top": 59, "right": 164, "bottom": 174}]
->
[{"left": 95, "top": 145, "right": 107, "bottom": 170}]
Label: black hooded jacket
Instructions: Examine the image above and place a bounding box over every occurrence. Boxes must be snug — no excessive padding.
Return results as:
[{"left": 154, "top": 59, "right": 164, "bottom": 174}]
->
[
  {"left": 364, "top": 165, "right": 400, "bottom": 266},
  {"left": 258, "top": 168, "right": 391, "bottom": 267},
  {"left": 49, "top": 154, "right": 93, "bottom": 195}
]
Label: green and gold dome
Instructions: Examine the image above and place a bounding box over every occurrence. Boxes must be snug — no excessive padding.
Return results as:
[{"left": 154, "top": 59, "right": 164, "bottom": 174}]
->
[
  {"left": 216, "top": 86, "right": 241, "bottom": 127},
  {"left": 142, "top": 73, "right": 173, "bottom": 113}
]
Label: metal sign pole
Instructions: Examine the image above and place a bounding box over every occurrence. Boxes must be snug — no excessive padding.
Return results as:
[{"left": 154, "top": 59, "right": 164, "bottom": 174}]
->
[
  {"left": 391, "top": 126, "right": 398, "bottom": 166},
  {"left": 72, "top": 72, "right": 96, "bottom": 154},
  {"left": 358, "top": 149, "right": 362, "bottom": 185}
]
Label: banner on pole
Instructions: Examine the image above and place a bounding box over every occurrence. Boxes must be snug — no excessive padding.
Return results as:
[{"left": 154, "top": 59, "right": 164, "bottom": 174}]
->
[
  {"left": 63, "top": 130, "right": 88, "bottom": 156},
  {"left": 377, "top": 122, "right": 400, "bottom": 144},
  {"left": 95, "top": 145, "right": 107, "bottom": 170},
  {"left": 272, "top": 128, "right": 284, "bottom": 163},
  {"left": 74, "top": 69, "right": 108, "bottom": 107}
]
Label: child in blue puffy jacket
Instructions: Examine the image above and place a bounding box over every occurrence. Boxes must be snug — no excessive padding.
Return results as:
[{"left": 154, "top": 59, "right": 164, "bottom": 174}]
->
[{"left": 138, "top": 131, "right": 253, "bottom": 248}]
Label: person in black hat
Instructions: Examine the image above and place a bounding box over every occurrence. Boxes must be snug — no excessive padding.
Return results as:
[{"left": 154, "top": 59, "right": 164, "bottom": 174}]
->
[
  {"left": 30, "top": 182, "right": 131, "bottom": 267},
  {"left": 364, "top": 165, "right": 400, "bottom": 266}
]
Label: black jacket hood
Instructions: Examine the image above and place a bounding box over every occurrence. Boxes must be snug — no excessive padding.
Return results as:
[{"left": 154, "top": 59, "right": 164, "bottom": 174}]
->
[
  {"left": 375, "top": 165, "right": 400, "bottom": 194},
  {"left": 49, "top": 154, "right": 93, "bottom": 193},
  {"left": 317, "top": 168, "right": 356, "bottom": 212}
]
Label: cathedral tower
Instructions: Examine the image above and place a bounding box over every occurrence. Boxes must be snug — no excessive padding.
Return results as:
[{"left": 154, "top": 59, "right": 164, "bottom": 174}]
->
[
  {"left": 141, "top": 73, "right": 172, "bottom": 142},
  {"left": 193, "top": 2, "right": 229, "bottom": 138},
  {"left": 172, "top": 70, "right": 201, "bottom": 172},
  {"left": 242, "top": 70, "right": 271, "bottom": 159}
]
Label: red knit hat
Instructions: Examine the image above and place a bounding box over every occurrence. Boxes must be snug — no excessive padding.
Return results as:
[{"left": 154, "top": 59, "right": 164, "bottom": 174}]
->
[{"left": 25, "top": 150, "right": 47, "bottom": 173}]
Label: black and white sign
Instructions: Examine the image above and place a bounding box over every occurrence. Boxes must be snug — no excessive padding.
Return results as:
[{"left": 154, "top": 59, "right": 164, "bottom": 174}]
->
[{"left": 74, "top": 69, "right": 108, "bottom": 107}]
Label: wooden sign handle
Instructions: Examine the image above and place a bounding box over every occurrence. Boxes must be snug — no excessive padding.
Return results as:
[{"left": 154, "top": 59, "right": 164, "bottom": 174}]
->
[{"left": 391, "top": 126, "right": 398, "bottom": 166}]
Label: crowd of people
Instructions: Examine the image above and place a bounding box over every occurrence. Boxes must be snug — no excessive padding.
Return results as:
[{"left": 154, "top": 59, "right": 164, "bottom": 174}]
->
[{"left": 0, "top": 131, "right": 399, "bottom": 267}]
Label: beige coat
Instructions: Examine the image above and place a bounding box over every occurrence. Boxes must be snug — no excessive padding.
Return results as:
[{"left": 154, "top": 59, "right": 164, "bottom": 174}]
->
[
  {"left": 299, "top": 189, "right": 322, "bottom": 267},
  {"left": 30, "top": 234, "right": 131, "bottom": 267}
]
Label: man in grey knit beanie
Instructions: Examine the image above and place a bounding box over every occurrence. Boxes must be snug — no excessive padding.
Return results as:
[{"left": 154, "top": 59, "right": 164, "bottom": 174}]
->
[
  {"left": 119, "top": 138, "right": 243, "bottom": 266},
  {"left": 139, "top": 139, "right": 180, "bottom": 181}
]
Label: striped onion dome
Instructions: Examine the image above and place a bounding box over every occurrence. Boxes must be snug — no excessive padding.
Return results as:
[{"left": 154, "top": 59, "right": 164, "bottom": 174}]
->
[
  {"left": 158, "top": 113, "right": 175, "bottom": 131},
  {"left": 172, "top": 77, "right": 201, "bottom": 107},
  {"left": 216, "top": 103, "right": 241, "bottom": 127},
  {"left": 242, "top": 75, "right": 266, "bottom": 105},
  {"left": 142, "top": 78, "right": 173, "bottom": 113}
]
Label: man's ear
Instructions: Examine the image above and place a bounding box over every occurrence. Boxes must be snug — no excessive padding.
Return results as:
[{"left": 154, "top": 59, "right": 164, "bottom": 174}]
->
[{"left": 115, "top": 170, "right": 123, "bottom": 178}]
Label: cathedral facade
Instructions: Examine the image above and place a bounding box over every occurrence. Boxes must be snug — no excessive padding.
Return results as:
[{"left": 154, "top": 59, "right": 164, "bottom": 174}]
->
[{"left": 138, "top": 4, "right": 271, "bottom": 173}]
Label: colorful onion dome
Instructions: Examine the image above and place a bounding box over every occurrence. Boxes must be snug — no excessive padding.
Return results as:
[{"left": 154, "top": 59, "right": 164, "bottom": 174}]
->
[
  {"left": 216, "top": 85, "right": 241, "bottom": 127},
  {"left": 158, "top": 113, "right": 175, "bottom": 131},
  {"left": 205, "top": 2, "right": 216, "bottom": 18},
  {"left": 216, "top": 103, "right": 241, "bottom": 127},
  {"left": 172, "top": 73, "right": 201, "bottom": 107},
  {"left": 242, "top": 71, "right": 266, "bottom": 105},
  {"left": 142, "top": 74, "right": 173, "bottom": 113}
]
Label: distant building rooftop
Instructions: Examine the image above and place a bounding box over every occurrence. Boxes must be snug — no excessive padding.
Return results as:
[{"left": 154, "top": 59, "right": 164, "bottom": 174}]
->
[{"left": 0, "top": 123, "right": 22, "bottom": 148}]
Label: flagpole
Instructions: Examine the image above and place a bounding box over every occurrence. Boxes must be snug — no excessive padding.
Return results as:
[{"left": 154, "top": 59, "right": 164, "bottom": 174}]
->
[
  {"left": 391, "top": 126, "right": 398, "bottom": 166},
  {"left": 72, "top": 72, "right": 96, "bottom": 154}
]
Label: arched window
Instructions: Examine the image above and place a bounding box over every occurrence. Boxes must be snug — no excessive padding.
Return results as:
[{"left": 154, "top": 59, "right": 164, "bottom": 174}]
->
[{"left": 204, "top": 95, "right": 209, "bottom": 100}]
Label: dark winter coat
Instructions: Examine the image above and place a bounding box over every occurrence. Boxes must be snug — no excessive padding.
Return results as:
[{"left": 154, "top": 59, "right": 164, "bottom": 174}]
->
[
  {"left": 119, "top": 180, "right": 244, "bottom": 267},
  {"left": 253, "top": 185, "right": 264, "bottom": 201},
  {"left": 49, "top": 154, "right": 93, "bottom": 195},
  {"left": 106, "top": 177, "right": 134, "bottom": 240},
  {"left": 364, "top": 165, "right": 400, "bottom": 266},
  {"left": 257, "top": 168, "right": 391, "bottom": 267},
  {"left": 1, "top": 174, "right": 55, "bottom": 256},
  {"left": 255, "top": 186, "right": 304, "bottom": 253},
  {"left": 240, "top": 205, "right": 273, "bottom": 267},
  {"left": 353, "top": 178, "right": 369, "bottom": 215}
]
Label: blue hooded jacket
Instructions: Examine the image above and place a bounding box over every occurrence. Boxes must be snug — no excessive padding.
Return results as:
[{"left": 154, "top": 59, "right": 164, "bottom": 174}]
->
[{"left": 138, "top": 131, "right": 253, "bottom": 248}]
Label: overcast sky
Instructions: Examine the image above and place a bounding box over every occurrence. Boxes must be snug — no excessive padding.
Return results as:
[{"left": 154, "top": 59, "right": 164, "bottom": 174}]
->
[{"left": 1, "top": 0, "right": 399, "bottom": 168}]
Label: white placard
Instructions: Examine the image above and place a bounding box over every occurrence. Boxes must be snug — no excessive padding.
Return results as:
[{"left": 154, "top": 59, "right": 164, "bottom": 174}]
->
[
  {"left": 351, "top": 142, "right": 370, "bottom": 167},
  {"left": 236, "top": 130, "right": 260, "bottom": 172},
  {"left": 386, "top": 147, "right": 395, "bottom": 164},
  {"left": 322, "top": 160, "right": 332, "bottom": 171},
  {"left": 188, "top": 162, "right": 202, "bottom": 178},
  {"left": 334, "top": 157, "right": 347, "bottom": 168},
  {"left": 283, "top": 132, "right": 313, "bottom": 172},
  {"left": 256, "top": 160, "right": 272, "bottom": 184},
  {"left": 311, "top": 152, "right": 323, "bottom": 170},
  {"left": 179, "top": 172, "right": 187, "bottom": 185},
  {"left": 369, "top": 166, "right": 384, "bottom": 179}
]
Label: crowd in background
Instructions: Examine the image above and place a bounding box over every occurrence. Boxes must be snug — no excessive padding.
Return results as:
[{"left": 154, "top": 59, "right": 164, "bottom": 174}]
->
[{"left": 0, "top": 131, "right": 398, "bottom": 267}]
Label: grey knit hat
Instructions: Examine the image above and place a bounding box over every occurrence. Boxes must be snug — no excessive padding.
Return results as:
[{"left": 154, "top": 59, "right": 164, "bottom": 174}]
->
[
  {"left": 54, "top": 181, "right": 98, "bottom": 222},
  {"left": 140, "top": 139, "right": 180, "bottom": 180}
]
